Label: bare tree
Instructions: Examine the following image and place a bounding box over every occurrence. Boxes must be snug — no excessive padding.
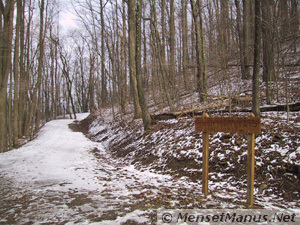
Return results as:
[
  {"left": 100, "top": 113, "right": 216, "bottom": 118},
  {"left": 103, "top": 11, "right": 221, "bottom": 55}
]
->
[
  {"left": 262, "top": 0, "right": 275, "bottom": 104},
  {"left": 120, "top": 0, "right": 127, "bottom": 114},
  {"left": 24, "top": 0, "right": 46, "bottom": 136},
  {"left": 0, "top": 1, "right": 15, "bottom": 152},
  {"left": 242, "top": 0, "right": 252, "bottom": 79},
  {"left": 150, "top": 0, "right": 174, "bottom": 111},
  {"left": 190, "top": 0, "right": 207, "bottom": 102},
  {"left": 12, "top": 0, "right": 22, "bottom": 147},
  {"left": 235, "top": 0, "right": 246, "bottom": 79},
  {"left": 181, "top": 0, "right": 189, "bottom": 90},
  {"left": 252, "top": 0, "right": 261, "bottom": 117},
  {"left": 169, "top": 0, "right": 176, "bottom": 96},
  {"left": 128, "top": 0, "right": 142, "bottom": 118},
  {"left": 136, "top": 0, "right": 151, "bottom": 129}
]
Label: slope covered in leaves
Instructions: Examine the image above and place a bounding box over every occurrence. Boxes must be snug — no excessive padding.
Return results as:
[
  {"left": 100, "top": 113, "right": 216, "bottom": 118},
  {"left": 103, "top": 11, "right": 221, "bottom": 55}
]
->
[{"left": 79, "top": 108, "right": 300, "bottom": 209}]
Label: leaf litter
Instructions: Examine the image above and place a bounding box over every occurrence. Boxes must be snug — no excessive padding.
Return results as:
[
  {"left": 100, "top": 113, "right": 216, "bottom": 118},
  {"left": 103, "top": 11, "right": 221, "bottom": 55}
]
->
[{"left": 0, "top": 110, "right": 300, "bottom": 224}]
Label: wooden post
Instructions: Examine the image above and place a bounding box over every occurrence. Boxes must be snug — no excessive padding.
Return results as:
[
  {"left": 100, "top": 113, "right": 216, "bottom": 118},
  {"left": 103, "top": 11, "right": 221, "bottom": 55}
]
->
[
  {"left": 247, "top": 113, "right": 255, "bottom": 208},
  {"left": 202, "top": 113, "right": 210, "bottom": 195},
  {"left": 195, "top": 113, "right": 261, "bottom": 204}
]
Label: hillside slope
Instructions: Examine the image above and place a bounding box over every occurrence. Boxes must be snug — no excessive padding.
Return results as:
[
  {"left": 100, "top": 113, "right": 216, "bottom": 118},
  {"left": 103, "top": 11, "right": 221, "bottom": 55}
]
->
[{"left": 76, "top": 107, "right": 300, "bottom": 210}]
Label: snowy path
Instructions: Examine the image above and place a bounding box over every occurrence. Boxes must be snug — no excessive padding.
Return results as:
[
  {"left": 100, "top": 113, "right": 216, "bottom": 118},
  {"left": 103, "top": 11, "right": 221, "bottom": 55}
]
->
[
  {"left": 0, "top": 115, "right": 104, "bottom": 191},
  {"left": 0, "top": 115, "right": 200, "bottom": 224},
  {"left": 1, "top": 115, "right": 299, "bottom": 224}
]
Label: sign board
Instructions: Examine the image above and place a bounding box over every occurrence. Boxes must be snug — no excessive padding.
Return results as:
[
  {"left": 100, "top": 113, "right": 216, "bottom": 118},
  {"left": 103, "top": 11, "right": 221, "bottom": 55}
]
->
[
  {"left": 194, "top": 113, "right": 261, "bottom": 208},
  {"left": 195, "top": 116, "right": 261, "bottom": 134}
]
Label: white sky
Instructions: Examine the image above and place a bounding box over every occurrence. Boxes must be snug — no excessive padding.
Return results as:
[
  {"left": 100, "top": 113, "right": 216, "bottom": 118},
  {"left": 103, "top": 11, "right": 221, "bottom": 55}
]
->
[
  {"left": 58, "top": 0, "right": 78, "bottom": 30},
  {"left": 60, "top": 11, "right": 77, "bottom": 28}
]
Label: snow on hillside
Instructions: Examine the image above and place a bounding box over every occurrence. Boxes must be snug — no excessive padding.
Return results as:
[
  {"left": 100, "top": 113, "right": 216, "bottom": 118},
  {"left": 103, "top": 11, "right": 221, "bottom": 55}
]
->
[
  {"left": 0, "top": 114, "right": 159, "bottom": 224},
  {"left": 0, "top": 113, "right": 263, "bottom": 225},
  {"left": 83, "top": 110, "right": 300, "bottom": 210},
  {"left": 1, "top": 70, "right": 300, "bottom": 225},
  {"left": 0, "top": 108, "right": 300, "bottom": 224}
]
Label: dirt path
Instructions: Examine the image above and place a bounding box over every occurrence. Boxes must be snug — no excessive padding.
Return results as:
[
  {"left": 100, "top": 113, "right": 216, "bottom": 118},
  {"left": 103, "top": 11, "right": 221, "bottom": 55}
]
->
[
  {"left": 0, "top": 116, "right": 211, "bottom": 224},
  {"left": 0, "top": 142, "right": 208, "bottom": 224},
  {"left": 2, "top": 113, "right": 299, "bottom": 224}
]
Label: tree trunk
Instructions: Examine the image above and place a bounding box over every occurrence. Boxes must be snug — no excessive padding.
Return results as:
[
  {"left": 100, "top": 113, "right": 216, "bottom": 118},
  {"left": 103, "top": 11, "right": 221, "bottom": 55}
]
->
[
  {"left": 60, "top": 53, "right": 76, "bottom": 120},
  {"left": 18, "top": 0, "right": 26, "bottom": 136},
  {"left": 235, "top": 0, "right": 246, "bottom": 81},
  {"left": 252, "top": 0, "right": 261, "bottom": 117},
  {"left": 89, "top": 52, "right": 95, "bottom": 112},
  {"left": 190, "top": 0, "right": 207, "bottom": 102},
  {"left": 128, "top": 0, "right": 142, "bottom": 119},
  {"left": 12, "top": 0, "right": 22, "bottom": 147},
  {"left": 32, "top": 0, "right": 45, "bottom": 134},
  {"left": 136, "top": 0, "right": 151, "bottom": 129},
  {"left": 120, "top": 0, "right": 127, "bottom": 114},
  {"left": 290, "top": 0, "right": 299, "bottom": 53},
  {"left": 261, "top": 0, "right": 275, "bottom": 104},
  {"left": 150, "top": 0, "right": 174, "bottom": 112},
  {"left": 0, "top": 1, "right": 15, "bottom": 152},
  {"left": 242, "top": 0, "right": 251, "bottom": 79},
  {"left": 169, "top": 0, "right": 176, "bottom": 96},
  {"left": 100, "top": 0, "right": 107, "bottom": 106},
  {"left": 220, "top": 0, "right": 229, "bottom": 63},
  {"left": 181, "top": 0, "right": 189, "bottom": 90},
  {"left": 35, "top": 0, "right": 46, "bottom": 133}
]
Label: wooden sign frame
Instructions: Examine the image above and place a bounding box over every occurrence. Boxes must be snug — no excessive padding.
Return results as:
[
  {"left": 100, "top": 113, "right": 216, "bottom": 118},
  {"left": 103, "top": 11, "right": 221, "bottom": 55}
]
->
[{"left": 195, "top": 113, "right": 261, "bottom": 208}]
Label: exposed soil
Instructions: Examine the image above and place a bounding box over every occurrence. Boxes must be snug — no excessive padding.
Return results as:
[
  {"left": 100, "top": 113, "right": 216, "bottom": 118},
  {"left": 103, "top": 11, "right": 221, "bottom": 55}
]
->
[
  {"left": 72, "top": 110, "right": 300, "bottom": 208},
  {"left": 1, "top": 110, "right": 299, "bottom": 224}
]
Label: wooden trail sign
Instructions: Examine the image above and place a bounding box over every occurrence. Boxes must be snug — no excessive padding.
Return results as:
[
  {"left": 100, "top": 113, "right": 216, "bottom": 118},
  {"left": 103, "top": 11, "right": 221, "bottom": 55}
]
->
[
  {"left": 195, "top": 116, "right": 261, "bottom": 134},
  {"left": 195, "top": 113, "right": 261, "bottom": 208}
]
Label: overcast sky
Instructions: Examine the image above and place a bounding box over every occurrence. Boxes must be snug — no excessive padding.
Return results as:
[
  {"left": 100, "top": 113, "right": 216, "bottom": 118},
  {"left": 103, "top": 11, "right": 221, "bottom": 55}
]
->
[{"left": 58, "top": 0, "right": 77, "bottom": 30}]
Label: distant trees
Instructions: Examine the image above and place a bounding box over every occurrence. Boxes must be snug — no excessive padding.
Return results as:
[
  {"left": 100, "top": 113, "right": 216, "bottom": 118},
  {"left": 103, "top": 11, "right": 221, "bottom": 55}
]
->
[
  {"left": 0, "top": 0, "right": 15, "bottom": 152},
  {"left": 0, "top": 0, "right": 299, "bottom": 151},
  {"left": 0, "top": 0, "right": 81, "bottom": 152}
]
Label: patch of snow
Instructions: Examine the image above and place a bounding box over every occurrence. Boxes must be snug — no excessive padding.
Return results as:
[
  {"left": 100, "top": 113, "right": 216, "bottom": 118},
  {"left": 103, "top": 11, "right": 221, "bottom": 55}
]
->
[{"left": 0, "top": 118, "right": 104, "bottom": 191}]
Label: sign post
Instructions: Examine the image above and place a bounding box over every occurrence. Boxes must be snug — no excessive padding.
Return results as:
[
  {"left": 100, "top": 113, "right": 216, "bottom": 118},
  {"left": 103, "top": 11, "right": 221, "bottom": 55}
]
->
[
  {"left": 247, "top": 133, "right": 255, "bottom": 207},
  {"left": 202, "top": 113, "right": 210, "bottom": 195},
  {"left": 195, "top": 113, "right": 261, "bottom": 208}
]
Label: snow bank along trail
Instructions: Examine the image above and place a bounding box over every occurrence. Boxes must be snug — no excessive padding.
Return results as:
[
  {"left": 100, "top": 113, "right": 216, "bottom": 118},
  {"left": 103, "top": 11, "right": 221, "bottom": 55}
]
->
[
  {"left": 0, "top": 115, "right": 104, "bottom": 191},
  {"left": 0, "top": 115, "right": 187, "bottom": 224}
]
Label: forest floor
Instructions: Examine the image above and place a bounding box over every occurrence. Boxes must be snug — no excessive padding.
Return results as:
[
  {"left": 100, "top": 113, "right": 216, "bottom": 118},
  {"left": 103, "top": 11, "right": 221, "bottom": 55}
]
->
[
  {"left": 1, "top": 71, "right": 300, "bottom": 224},
  {"left": 0, "top": 108, "right": 299, "bottom": 224}
]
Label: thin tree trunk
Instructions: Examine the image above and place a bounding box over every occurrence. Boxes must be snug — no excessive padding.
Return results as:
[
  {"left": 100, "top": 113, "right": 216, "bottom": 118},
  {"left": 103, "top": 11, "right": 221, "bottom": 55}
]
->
[
  {"left": 35, "top": 0, "right": 46, "bottom": 133},
  {"left": 150, "top": 0, "right": 174, "bottom": 112},
  {"left": 136, "top": 0, "right": 151, "bottom": 129},
  {"left": 128, "top": 0, "right": 142, "bottom": 119},
  {"left": 61, "top": 53, "right": 76, "bottom": 119},
  {"left": 100, "top": 0, "right": 107, "bottom": 106},
  {"left": 169, "top": 0, "right": 176, "bottom": 96},
  {"left": 242, "top": 0, "right": 251, "bottom": 79},
  {"left": 0, "top": 1, "right": 15, "bottom": 152},
  {"left": 18, "top": 0, "right": 26, "bottom": 136},
  {"left": 262, "top": 0, "right": 275, "bottom": 105},
  {"left": 252, "top": 0, "right": 261, "bottom": 117},
  {"left": 120, "top": 0, "right": 126, "bottom": 114},
  {"left": 89, "top": 52, "right": 95, "bottom": 112},
  {"left": 181, "top": 0, "right": 189, "bottom": 90},
  {"left": 235, "top": 0, "right": 246, "bottom": 79},
  {"left": 190, "top": 0, "right": 206, "bottom": 102},
  {"left": 290, "top": 0, "right": 299, "bottom": 53},
  {"left": 13, "top": 0, "right": 22, "bottom": 147}
]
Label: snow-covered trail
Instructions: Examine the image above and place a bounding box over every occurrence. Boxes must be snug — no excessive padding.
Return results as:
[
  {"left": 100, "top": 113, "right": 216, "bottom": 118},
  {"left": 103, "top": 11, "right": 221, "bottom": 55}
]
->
[
  {"left": 1, "top": 114, "right": 299, "bottom": 224},
  {"left": 0, "top": 114, "right": 105, "bottom": 191},
  {"left": 0, "top": 115, "right": 185, "bottom": 224}
]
